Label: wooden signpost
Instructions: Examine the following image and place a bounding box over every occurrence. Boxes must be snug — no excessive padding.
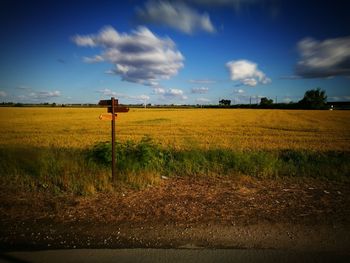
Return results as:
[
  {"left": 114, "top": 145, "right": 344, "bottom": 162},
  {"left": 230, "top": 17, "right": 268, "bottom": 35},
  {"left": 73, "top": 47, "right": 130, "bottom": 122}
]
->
[{"left": 98, "top": 97, "right": 129, "bottom": 180}]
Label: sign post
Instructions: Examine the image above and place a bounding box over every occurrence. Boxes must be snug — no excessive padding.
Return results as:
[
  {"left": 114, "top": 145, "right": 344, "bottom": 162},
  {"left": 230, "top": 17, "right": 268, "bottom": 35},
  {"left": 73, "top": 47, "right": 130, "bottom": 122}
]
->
[
  {"left": 98, "top": 97, "right": 129, "bottom": 180},
  {"left": 111, "top": 97, "right": 116, "bottom": 181}
]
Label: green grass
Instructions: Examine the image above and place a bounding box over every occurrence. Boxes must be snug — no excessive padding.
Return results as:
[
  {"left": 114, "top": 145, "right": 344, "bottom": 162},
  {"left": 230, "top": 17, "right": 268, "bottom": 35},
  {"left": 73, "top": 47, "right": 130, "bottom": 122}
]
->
[
  {"left": 0, "top": 147, "right": 112, "bottom": 195},
  {"left": 1, "top": 137, "right": 349, "bottom": 195}
]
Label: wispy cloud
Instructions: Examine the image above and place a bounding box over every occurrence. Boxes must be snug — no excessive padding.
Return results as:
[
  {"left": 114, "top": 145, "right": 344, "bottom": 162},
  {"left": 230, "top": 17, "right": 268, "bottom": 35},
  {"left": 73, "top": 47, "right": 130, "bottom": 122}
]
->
[
  {"left": 164, "top": 88, "right": 188, "bottom": 100},
  {"left": 231, "top": 94, "right": 267, "bottom": 104},
  {"left": 83, "top": 55, "right": 104, "bottom": 63},
  {"left": 189, "top": 79, "right": 216, "bottom": 84},
  {"left": 296, "top": 36, "right": 350, "bottom": 78},
  {"left": 191, "top": 87, "right": 209, "bottom": 94},
  {"left": 96, "top": 88, "right": 121, "bottom": 97},
  {"left": 226, "top": 59, "right": 271, "bottom": 86},
  {"left": 196, "top": 97, "right": 211, "bottom": 104},
  {"left": 16, "top": 85, "right": 31, "bottom": 90},
  {"left": 97, "top": 88, "right": 150, "bottom": 102},
  {"left": 152, "top": 87, "right": 166, "bottom": 95},
  {"left": 29, "top": 90, "right": 61, "bottom": 100},
  {"left": 136, "top": 0, "right": 216, "bottom": 34},
  {"left": 190, "top": 0, "right": 281, "bottom": 16},
  {"left": 153, "top": 87, "right": 187, "bottom": 100},
  {"left": 0, "top": 91, "right": 7, "bottom": 97},
  {"left": 328, "top": 96, "right": 350, "bottom": 101},
  {"left": 233, "top": 89, "right": 245, "bottom": 94},
  {"left": 72, "top": 26, "right": 184, "bottom": 86},
  {"left": 130, "top": 94, "right": 150, "bottom": 101}
]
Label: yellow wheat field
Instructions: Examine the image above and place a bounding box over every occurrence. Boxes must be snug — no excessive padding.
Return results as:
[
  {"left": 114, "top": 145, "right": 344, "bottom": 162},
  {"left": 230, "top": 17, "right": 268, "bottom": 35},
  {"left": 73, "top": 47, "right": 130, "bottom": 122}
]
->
[{"left": 0, "top": 107, "right": 349, "bottom": 151}]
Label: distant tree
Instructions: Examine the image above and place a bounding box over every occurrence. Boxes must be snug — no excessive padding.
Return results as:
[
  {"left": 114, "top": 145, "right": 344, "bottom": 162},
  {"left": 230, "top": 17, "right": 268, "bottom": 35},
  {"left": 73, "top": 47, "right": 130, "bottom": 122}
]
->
[
  {"left": 260, "top": 97, "right": 273, "bottom": 106},
  {"left": 219, "top": 99, "right": 231, "bottom": 107},
  {"left": 298, "top": 88, "right": 327, "bottom": 109}
]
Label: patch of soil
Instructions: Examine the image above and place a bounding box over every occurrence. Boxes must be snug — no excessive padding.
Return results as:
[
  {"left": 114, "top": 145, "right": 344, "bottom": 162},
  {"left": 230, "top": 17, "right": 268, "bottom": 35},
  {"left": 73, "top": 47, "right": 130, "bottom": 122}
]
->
[{"left": 1, "top": 176, "right": 349, "bottom": 251}]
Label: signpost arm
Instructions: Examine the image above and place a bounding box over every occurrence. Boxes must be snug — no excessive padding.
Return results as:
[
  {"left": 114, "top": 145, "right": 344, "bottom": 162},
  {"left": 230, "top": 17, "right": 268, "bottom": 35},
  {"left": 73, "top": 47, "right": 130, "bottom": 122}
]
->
[{"left": 111, "top": 97, "right": 116, "bottom": 180}]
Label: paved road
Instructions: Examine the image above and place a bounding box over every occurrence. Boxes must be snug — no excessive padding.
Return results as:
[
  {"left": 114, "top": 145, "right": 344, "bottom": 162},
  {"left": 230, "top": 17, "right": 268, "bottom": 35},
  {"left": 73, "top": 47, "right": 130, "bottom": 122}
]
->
[{"left": 0, "top": 249, "right": 349, "bottom": 263}]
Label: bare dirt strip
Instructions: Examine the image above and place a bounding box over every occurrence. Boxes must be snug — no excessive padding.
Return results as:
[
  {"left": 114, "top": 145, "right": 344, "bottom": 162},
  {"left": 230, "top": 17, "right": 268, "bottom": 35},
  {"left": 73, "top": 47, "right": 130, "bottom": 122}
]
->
[{"left": 1, "top": 176, "right": 349, "bottom": 252}]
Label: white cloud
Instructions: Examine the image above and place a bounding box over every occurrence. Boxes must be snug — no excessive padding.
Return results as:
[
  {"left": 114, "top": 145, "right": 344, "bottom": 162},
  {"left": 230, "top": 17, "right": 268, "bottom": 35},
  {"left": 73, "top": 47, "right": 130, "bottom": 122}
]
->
[
  {"left": 233, "top": 89, "right": 245, "bottom": 94},
  {"left": 296, "top": 36, "right": 350, "bottom": 78},
  {"left": 96, "top": 88, "right": 120, "bottom": 97},
  {"left": 136, "top": 0, "right": 216, "bottom": 34},
  {"left": 73, "top": 35, "right": 96, "bottom": 47},
  {"left": 29, "top": 90, "right": 61, "bottom": 99},
  {"left": 0, "top": 91, "right": 7, "bottom": 97},
  {"left": 226, "top": 59, "right": 271, "bottom": 86},
  {"left": 153, "top": 87, "right": 166, "bottom": 95},
  {"left": 191, "top": 87, "right": 209, "bottom": 94},
  {"left": 83, "top": 55, "right": 104, "bottom": 63},
  {"left": 165, "top": 88, "right": 186, "bottom": 98},
  {"left": 155, "top": 88, "right": 187, "bottom": 100},
  {"left": 131, "top": 94, "right": 150, "bottom": 101},
  {"left": 72, "top": 26, "right": 184, "bottom": 86},
  {"left": 241, "top": 78, "right": 257, "bottom": 86}
]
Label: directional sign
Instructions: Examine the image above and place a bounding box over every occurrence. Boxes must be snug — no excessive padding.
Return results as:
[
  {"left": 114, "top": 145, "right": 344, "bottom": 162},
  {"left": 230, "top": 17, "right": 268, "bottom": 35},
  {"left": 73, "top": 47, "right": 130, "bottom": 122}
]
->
[
  {"left": 99, "top": 99, "right": 118, "bottom": 106},
  {"left": 98, "top": 97, "right": 128, "bottom": 181},
  {"left": 107, "top": 106, "right": 129, "bottom": 113},
  {"left": 99, "top": 114, "right": 117, "bottom": 121}
]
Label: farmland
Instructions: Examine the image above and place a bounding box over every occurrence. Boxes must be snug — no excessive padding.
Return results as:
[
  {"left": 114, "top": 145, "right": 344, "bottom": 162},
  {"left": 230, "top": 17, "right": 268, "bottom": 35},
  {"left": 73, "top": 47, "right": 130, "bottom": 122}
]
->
[
  {"left": 0, "top": 107, "right": 350, "bottom": 194},
  {"left": 0, "top": 107, "right": 349, "bottom": 151},
  {"left": 1, "top": 107, "right": 350, "bottom": 251}
]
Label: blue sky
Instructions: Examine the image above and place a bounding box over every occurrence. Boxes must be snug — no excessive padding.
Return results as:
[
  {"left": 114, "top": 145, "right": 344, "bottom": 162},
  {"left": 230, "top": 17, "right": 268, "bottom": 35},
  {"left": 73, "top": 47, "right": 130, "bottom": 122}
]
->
[{"left": 0, "top": 0, "right": 350, "bottom": 105}]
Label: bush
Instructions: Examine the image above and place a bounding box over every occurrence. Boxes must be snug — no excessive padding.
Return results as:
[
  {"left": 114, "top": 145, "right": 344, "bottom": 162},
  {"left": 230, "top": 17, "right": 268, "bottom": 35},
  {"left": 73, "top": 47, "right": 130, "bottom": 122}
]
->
[{"left": 88, "top": 136, "right": 164, "bottom": 172}]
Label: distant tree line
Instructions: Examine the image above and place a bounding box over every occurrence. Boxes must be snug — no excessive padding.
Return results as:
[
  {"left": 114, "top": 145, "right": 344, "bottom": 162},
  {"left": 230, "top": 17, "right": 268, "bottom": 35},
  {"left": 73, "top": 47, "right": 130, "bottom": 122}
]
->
[
  {"left": 219, "top": 99, "right": 231, "bottom": 107},
  {"left": 218, "top": 88, "right": 329, "bottom": 110},
  {"left": 0, "top": 88, "right": 344, "bottom": 110}
]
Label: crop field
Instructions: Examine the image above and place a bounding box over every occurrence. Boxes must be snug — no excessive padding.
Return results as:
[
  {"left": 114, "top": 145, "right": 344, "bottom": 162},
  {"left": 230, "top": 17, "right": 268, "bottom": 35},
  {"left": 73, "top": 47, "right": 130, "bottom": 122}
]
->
[
  {"left": 1, "top": 107, "right": 350, "bottom": 194},
  {"left": 0, "top": 107, "right": 349, "bottom": 151}
]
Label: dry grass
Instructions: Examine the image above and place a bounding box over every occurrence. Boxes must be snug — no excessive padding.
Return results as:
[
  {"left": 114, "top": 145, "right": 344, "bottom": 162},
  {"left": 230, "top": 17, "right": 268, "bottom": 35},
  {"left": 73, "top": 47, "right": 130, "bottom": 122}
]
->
[{"left": 0, "top": 107, "right": 349, "bottom": 151}]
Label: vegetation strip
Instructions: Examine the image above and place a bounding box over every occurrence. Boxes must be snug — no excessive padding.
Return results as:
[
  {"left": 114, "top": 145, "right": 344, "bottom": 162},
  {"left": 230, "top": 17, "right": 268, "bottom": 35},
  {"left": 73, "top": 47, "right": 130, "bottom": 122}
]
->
[{"left": 1, "top": 137, "right": 349, "bottom": 195}]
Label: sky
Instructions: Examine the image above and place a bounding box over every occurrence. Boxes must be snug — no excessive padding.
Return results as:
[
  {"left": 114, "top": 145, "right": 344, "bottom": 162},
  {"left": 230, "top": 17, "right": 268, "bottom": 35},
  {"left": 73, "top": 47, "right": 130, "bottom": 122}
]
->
[{"left": 0, "top": 0, "right": 350, "bottom": 105}]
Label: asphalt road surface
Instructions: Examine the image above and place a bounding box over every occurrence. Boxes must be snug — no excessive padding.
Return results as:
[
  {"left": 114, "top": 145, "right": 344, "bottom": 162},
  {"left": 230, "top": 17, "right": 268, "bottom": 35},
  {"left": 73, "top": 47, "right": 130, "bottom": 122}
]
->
[{"left": 1, "top": 249, "right": 349, "bottom": 263}]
